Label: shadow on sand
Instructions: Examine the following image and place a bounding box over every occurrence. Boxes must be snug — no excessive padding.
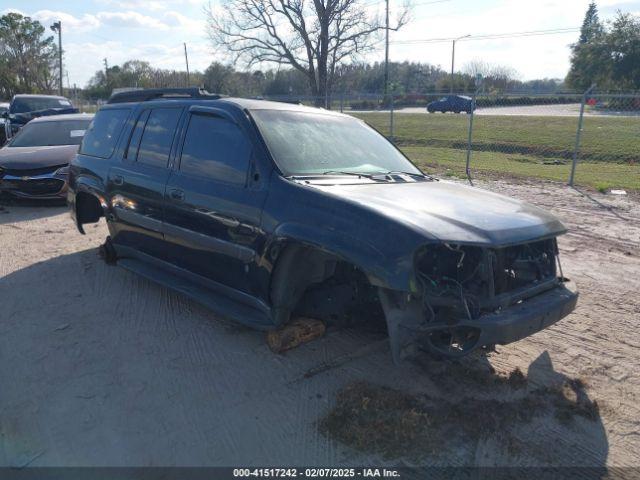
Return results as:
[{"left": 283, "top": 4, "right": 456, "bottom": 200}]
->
[{"left": 0, "top": 197, "right": 67, "bottom": 225}]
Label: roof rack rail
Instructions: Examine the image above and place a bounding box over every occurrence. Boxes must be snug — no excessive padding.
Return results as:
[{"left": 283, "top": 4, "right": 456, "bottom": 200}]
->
[{"left": 107, "top": 88, "right": 222, "bottom": 104}]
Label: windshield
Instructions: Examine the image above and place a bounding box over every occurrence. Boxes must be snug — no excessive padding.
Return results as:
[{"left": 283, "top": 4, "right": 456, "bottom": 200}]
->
[
  {"left": 10, "top": 97, "right": 72, "bottom": 114},
  {"left": 8, "top": 119, "right": 90, "bottom": 147},
  {"left": 252, "top": 110, "right": 422, "bottom": 177}
]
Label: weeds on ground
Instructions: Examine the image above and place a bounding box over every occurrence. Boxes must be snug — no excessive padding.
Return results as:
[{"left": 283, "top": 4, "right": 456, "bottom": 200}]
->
[{"left": 320, "top": 369, "right": 599, "bottom": 460}]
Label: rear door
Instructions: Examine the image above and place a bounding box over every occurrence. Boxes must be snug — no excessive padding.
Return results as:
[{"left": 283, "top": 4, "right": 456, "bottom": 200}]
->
[
  {"left": 108, "top": 106, "right": 183, "bottom": 260},
  {"left": 163, "top": 106, "right": 265, "bottom": 294}
]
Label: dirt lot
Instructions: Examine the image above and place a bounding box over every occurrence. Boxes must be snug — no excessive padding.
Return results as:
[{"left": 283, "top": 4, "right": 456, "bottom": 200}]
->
[{"left": 0, "top": 178, "right": 639, "bottom": 468}]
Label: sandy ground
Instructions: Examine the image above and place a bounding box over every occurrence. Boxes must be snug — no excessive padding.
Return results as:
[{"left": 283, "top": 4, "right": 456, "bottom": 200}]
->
[{"left": 0, "top": 178, "right": 639, "bottom": 468}]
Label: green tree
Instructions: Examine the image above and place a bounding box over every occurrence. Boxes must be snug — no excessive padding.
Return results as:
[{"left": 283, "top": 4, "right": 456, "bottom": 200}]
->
[
  {"left": 0, "top": 12, "right": 57, "bottom": 98},
  {"left": 567, "top": 3, "right": 606, "bottom": 90},
  {"left": 605, "top": 13, "right": 640, "bottom": 90}
]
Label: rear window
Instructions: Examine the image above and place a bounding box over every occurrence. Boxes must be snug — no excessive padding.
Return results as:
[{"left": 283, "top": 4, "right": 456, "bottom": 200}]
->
[
  {"left": 136, "top": 108, "right": 182, "bottom": 168},
  {"left": 8, "top": 119, "right": 91, "bottom": 147},
  {"left": 11, "top": 97, "right": 72, "bottom": 114},
  {"left": 80, "top": 108, "right": 129, "bottom": 158}
]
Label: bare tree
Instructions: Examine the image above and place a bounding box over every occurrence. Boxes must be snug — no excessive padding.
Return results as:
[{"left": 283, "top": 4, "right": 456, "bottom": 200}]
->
[
  {"left": 463, "top": 60, "right": 519, "bottom": 92},
  {"left": 205, "top": 0, "right": 409, "bottom": 103}
]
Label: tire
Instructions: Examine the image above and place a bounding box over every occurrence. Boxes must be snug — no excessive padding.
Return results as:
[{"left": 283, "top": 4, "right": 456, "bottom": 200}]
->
[{"left": 98, "top": 236, "right": 118, "bottom": 265}]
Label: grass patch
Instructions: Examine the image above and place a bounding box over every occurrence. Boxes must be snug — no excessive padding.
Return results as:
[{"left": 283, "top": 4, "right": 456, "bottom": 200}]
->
[
  {"left": 352, "top": 113, "right": 640, "bottom": 191},
  {"left": 320, "top": 374, "right": 599, "bottom": 460}
]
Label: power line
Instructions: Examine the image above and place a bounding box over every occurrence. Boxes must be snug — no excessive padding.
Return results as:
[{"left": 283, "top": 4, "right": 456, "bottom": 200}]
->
[{"left": 391, "top": 27, "right": 580, "bottom": 45}]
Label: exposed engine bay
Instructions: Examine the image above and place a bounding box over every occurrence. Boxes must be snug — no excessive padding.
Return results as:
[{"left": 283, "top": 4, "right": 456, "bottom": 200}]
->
[{"left": 291, "top": 238, "right": 576, "bottom": 363}]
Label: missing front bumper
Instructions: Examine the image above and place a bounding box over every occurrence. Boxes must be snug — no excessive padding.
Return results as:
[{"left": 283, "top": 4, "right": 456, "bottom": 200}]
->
[{"left": 379, "top": 281, "right": 578, "bottom": 363}]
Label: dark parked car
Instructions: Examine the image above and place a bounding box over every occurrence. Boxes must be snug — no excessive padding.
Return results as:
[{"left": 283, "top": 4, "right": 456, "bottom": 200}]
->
[
  {"left": 68, "top": 88, "right": 577, "bottom": 362},
  {"left": 427, "top": 95, "right": 474, "bottom": 114},
  {"left": 0, "top": 113, "right": 92, "bottom": 200},
  {"left": 3, "top": 94, "right": 77, "bottom": 141}
]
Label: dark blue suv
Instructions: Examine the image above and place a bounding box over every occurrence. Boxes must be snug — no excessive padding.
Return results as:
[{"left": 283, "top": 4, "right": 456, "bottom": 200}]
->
[
  {"left": 427, "top": 95, "right": 474, "bottom": 114},
  {"left": 68, "top": 88, "right": 576, "bottom": 362}
]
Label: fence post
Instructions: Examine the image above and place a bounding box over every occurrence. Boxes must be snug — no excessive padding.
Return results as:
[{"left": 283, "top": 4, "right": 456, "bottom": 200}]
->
[
  {"left": 340, "top": 92, "right": 344, "bottom": 113},
  {"left": 569, "top": 84, "right": 595, "bottom": 186},
  {"left": 390, "top": 94, "right": 395, "bottom": 142},
  {"left": 465, "top": 88, "right": 478, "bottom": 185}
]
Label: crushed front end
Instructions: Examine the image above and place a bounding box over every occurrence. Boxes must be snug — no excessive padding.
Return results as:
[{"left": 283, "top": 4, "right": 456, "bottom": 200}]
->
[{"left": 379, "top": 238, "right": 578, "bottom": 362}]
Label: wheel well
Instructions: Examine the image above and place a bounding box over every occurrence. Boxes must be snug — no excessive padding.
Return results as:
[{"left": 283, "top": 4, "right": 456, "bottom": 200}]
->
[
  {"left": 76, "top": 192, "right": 104, "bottom": 225},
  {"left": 269, "top": 243, "right": 386, "bottom": 331}
]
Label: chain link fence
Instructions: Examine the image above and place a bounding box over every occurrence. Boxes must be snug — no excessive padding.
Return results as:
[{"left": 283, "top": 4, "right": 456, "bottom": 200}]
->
[
  {"left": 62, "top": 89, "right": 639, "bottom": 192},
  {"left": 265, "top": 90, "right": 639, "bottom": 193}
]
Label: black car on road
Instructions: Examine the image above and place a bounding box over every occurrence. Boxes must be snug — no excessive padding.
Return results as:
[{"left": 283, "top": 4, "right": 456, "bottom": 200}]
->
[
  {"left": 427, "top": 95, "right": 474, "bottom": 114},
  {"left": 68, "top": 88, "right": 577, "bottom": 362},
  {"left": 0, "top": 113, "right": 92, "bottom": 200}
]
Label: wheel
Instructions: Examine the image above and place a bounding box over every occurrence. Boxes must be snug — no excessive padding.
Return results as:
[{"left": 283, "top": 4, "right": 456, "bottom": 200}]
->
[{"left": 98, "top": 235, "right": 118, "bottom": 265}]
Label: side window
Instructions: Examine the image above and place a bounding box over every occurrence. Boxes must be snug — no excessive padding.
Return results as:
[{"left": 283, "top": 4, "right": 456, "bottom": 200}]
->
[
  {"left": 136, "top": 108, "right": 182, "bottom": 168},
  {"left": 179, "top": 114, "right": 250, "bottom": 185},
  {"left": 79, "top": 108, "right": 129, "bottom": 158},
  {"left": 125, "top": 109, "right": 150, "bottom": 160}
]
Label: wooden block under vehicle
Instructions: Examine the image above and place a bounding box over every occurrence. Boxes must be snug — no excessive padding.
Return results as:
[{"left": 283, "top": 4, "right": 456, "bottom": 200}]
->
[{"left": 266, "top": 318, "right": 326, "bottom": 353}]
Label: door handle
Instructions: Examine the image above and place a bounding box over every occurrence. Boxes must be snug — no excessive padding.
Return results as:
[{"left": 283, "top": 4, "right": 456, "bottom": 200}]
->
[
  {"left": 170, "top": 189, "right": 185, "bottom": 201},
  {"left": 113, "top": 175, "right": 124, "bottom": 186}
]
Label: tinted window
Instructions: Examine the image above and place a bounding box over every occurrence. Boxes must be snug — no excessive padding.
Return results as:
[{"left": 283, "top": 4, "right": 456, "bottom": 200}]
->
[
  {"left": 137, "top": 108, "right": 182, "bottom": 168},
  {"left": 80, "top": 108, "right": 129, "bottom": 158},
  {"left": 11, "top": 96, "right": 72, "bottom": 113},
  {"left": 125, "top": 110, "right": 150, "bottom": 160},
  {"left": 179, "top": 114, "right": 250, "bottom": 184},
  {"left": 8, "top": 119, "right": 91, "bottom": 147}
]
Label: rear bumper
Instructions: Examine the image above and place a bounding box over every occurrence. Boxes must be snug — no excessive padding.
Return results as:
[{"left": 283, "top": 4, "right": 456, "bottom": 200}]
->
[{"left": 472, "top": 281, "right": 578, "bottom": 347}]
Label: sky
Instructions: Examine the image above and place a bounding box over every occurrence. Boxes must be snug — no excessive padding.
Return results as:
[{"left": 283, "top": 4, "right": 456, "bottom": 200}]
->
[{"left": 3, "top": 0, "right": 640, "bottom": 88}]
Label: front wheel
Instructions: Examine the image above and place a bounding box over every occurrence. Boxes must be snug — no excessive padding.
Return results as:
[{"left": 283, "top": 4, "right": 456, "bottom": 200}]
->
[{"left": 99, "top": 236, "right": 118, "bottom": 265}]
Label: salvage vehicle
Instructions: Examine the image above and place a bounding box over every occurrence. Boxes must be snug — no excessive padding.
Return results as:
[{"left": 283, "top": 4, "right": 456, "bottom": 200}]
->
[
  {"left": 2, "top": 94, "right": 78, "bottom": 142},
  {"left": 0, "top": 114, "right": 92, "bottom": 201},
  {"left": 68, "top": 88, "right": 577, "bottom": 362}
]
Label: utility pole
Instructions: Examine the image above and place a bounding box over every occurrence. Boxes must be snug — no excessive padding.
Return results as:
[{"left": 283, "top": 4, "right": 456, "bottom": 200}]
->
[
  {"left": 50, "top": 21, "right": 63, "bottom": 96},
  {"left": 184, "top": 42, "right": 190, "bottom": 86},
  {"left": 384, "top": 0, "right": 390, "bottom": 98},
  {"left": 103, "top": 58, "right": 109, "bottom": 80},
  {"left": 450, "top": 34, "right": 470, "bottom": 94}
]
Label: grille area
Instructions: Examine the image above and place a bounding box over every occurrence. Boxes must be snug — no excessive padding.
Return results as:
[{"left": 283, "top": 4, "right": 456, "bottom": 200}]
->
[
  {"left": 415, "top": 238, "right": 558, "bottom": 319},
  {"left": 1, "top": 177, "right": 65, "bottom": 195},
  {"left": 491, "top": 239, "right": 556, "bottom": 295}
]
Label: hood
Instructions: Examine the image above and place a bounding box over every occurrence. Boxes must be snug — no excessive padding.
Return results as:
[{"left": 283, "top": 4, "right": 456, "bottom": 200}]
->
[
  {"left": 308, "top": 179, "right": 566, "bottom": 246},
  {"left": 0, "top": 145, "right": 79, "bottom": 170}
]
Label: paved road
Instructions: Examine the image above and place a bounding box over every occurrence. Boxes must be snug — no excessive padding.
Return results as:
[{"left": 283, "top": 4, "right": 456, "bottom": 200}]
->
[{"left": 359, "top": 104, "right": 640, "bottom": 117}]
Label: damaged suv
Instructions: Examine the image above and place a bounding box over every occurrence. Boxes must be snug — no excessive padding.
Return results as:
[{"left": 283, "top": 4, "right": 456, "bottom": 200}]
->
[{"left": 68, "top": 88, "right": 577, "bottom": 362}]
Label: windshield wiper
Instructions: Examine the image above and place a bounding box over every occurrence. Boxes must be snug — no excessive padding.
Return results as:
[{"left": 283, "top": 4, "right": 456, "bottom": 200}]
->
[{"left": 322, "top": 170, "right": 378, "bottom": 179}]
